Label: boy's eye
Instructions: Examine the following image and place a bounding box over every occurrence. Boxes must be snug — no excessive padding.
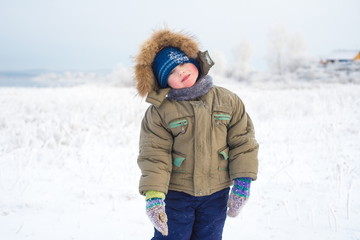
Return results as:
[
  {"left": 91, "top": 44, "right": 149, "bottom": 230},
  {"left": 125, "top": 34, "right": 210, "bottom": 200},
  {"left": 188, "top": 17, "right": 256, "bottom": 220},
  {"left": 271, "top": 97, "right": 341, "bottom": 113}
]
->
[{"left": 170, "top": 63, "right": 185, "bottom": 75}]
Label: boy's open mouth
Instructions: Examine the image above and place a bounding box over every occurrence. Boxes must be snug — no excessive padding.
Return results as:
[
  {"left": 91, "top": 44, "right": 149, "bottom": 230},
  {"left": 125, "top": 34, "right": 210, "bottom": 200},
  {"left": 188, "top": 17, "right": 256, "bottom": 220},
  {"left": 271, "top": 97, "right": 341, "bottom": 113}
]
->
[{"left": 182, "top": 74, "right": 190, "bottom": 82}]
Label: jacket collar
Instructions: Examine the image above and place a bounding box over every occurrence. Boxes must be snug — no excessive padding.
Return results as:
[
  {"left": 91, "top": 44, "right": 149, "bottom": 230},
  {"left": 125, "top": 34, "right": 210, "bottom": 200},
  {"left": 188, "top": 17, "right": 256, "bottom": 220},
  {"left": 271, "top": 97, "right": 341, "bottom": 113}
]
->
[
  {"left": 146, "top": 88, "right": 171, "bottom": 107},
  {"left": 167, "top": 75, "right": 213, "bottom": 101}
]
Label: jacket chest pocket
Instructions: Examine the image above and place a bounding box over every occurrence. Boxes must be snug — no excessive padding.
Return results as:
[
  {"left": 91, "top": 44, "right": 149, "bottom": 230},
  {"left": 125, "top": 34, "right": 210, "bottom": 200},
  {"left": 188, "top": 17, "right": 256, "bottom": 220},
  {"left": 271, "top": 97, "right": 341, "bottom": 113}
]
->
[
  {"left": 212, "top": 105, "right": 232, "bottom": 128},
  {"left": 214, "top": 113, "right": 231, "bottom": 127},
  {"left": 168, "top": 118, "right": 189, "bottom": 137}
]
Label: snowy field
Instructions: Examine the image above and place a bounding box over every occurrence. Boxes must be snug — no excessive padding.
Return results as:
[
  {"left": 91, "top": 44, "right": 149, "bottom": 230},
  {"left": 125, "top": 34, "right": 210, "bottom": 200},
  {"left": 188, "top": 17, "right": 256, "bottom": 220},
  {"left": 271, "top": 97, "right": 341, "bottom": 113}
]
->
[{"left": 0, "top": 80, "right": 360, "bottom": 239}]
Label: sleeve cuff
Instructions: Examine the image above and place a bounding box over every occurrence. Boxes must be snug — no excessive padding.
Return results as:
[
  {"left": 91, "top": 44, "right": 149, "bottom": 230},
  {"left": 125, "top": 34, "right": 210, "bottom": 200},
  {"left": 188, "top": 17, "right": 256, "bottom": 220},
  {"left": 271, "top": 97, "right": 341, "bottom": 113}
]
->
[{"left": 145, "top": 190, "right": 166, "bottom": 200}]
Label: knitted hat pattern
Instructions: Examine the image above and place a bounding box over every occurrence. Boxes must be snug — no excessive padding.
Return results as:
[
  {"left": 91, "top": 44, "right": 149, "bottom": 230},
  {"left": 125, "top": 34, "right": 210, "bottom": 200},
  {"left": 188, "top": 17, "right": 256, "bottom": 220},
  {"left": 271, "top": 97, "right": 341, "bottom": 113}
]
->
[{"left": 134, "top": 29, "right": 200, "bottom": 96}]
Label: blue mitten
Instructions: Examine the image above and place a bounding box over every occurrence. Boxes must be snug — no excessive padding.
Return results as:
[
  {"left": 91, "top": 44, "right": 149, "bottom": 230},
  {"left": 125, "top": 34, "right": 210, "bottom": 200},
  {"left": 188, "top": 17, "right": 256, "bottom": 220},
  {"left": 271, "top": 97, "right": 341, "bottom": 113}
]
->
[{"left": 227, "top": 177, "right": 251, "bottom": 217}]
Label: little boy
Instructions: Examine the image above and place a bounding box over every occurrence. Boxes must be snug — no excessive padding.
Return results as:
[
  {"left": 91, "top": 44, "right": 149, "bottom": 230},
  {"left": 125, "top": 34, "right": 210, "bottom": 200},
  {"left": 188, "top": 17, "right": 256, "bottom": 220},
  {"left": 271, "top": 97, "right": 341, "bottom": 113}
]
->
[{"left": 134, "top": 29, "right": 259, "bottom": 240}]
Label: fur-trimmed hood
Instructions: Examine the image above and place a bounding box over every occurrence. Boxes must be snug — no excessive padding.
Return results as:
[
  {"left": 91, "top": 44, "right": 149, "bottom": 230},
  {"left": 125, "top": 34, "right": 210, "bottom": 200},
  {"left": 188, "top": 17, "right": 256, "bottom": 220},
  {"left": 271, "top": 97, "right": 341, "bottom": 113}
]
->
[{"left": 134, "top": 29, "right": 201, "bottom": 97}]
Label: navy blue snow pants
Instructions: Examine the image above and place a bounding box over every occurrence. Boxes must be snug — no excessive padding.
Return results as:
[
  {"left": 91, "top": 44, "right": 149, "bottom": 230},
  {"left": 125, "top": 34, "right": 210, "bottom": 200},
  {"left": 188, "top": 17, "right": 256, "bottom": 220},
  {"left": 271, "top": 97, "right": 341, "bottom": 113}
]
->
[{"left": 152, "top": 187, "right": 230, "bottom": 240}]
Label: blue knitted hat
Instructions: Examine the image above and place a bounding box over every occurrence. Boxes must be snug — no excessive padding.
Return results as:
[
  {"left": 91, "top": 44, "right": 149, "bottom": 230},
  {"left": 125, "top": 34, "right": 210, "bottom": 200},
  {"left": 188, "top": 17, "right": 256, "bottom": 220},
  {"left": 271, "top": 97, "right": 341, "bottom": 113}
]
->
[{"left": 152, "top": 47, "right": 198, "bottom": 88}]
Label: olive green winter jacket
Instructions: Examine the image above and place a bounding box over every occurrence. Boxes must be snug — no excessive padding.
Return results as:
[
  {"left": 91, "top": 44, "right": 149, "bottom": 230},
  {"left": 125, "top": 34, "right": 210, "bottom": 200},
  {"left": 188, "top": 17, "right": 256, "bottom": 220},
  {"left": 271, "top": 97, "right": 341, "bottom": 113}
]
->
[{"left": 138, "top": 85, "right": 259, "bottom": 197}]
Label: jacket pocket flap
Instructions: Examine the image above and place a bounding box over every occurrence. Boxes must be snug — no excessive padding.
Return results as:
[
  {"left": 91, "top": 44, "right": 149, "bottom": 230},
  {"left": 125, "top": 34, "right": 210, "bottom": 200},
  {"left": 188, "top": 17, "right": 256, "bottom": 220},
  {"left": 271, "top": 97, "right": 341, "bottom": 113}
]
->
[
  {"left": 214, "top": 114, "right": 231, "bottom": 121},
  {"left": 213, "top": 105, "right": 232, "bottom": 121},
  {"left": 218, "top": 146, "right": 229, "bottom": 160},
  {"left": 168, "top": 118, "right": 189, "bottom": 137},
  {"left": 172, "top": 151, "right": 186, "bottom": 167},
  {"left": 173, "top": 157, "right": 185, "bottom": 167},
  {"left": 169, "top": 119, "right": 188, "bottom": 128}
]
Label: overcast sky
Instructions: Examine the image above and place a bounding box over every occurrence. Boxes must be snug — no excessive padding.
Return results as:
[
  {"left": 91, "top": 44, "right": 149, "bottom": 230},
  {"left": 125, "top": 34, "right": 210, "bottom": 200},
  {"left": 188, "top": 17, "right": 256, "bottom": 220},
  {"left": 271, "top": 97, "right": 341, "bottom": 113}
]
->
[{"left": 0, "top": 0, "right": 359, "bottom": 72}]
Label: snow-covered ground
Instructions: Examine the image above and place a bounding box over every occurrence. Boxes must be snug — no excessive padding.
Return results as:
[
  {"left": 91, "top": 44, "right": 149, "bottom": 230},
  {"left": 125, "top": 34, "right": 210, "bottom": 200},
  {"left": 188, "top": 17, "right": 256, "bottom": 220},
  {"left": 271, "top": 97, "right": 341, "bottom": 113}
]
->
[{"left": 0, "top": 80, "right": 359, "bottom": 239}]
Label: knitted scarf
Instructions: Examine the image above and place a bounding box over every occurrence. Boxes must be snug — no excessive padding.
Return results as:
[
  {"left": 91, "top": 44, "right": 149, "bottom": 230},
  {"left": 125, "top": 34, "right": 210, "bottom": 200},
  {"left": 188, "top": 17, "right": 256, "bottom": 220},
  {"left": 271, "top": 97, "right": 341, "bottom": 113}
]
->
[{"left": 167, "top": 75, "right": 213, "bottom": 101}]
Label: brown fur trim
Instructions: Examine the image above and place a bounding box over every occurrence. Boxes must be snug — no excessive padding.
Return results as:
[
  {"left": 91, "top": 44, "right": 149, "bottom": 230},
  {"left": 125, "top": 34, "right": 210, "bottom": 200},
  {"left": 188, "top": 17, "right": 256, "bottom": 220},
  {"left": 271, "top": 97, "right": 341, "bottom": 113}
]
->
[{"left": 134, "top": 29, "right": 200, "bottom": 96}]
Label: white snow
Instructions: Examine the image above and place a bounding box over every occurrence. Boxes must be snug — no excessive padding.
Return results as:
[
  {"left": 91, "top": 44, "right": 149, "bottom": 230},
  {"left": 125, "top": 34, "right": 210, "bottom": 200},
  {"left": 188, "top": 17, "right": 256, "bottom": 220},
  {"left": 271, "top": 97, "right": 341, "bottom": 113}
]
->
[{"left": 0, "top": 80, "right": 360, "bottom": 239}]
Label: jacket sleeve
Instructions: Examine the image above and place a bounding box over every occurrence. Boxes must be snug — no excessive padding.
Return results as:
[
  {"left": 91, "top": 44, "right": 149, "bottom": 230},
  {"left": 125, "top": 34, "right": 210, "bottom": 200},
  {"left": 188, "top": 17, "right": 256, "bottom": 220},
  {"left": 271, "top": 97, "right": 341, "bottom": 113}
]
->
[
  {"left": 227, "top": 96, "right": 259, "bottom": 181},
  {"left": 137, "top": 106, "right": 173, "bottom": 195}
]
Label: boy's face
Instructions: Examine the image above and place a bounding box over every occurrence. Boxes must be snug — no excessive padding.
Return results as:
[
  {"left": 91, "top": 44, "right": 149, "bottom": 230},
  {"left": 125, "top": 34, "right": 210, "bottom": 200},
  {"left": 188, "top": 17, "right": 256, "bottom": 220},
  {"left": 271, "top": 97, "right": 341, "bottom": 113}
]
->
[{"left": 167, "top": 63, "right": 199, "bottom": 89}]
